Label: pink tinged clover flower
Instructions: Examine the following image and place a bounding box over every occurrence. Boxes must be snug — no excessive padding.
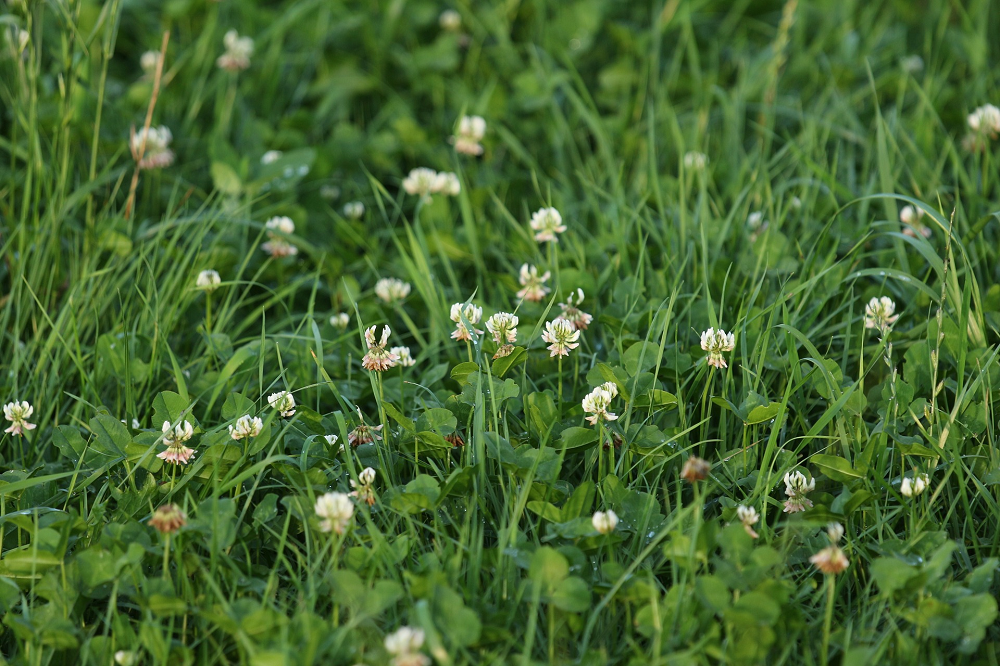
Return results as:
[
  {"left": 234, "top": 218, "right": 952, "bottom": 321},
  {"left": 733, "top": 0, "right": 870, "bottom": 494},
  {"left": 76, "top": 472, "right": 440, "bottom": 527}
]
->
[
  {"left": 450, "top": 302, "right": 483, "bottom": 341},
  {"left": 782, "top": 470, "right": 815, "bottom": 513},
  {"left": 516, "top": 264, "right": 551, "bottom": 302},
  {"left": 542, "top": 317, "right": 580, "bottom": 357},
  {"left": 228, "top": 414, "right": 262, "bottom": 440},
  {"left": 216, "top": 30, "right": 253, "bottom": 72},
  {"left": 130, "top": 126, "right": 174, "bottom": 170},
  {"left": 451, "top": 115, "right": 486, "bottom": 156},
  {"left": 158, "top": 420, "right": 196, "bottom": 465},
  {"left": 529, "top": 207, "right": 566, "bottom": 243},
  {"left": 900, "top": 205, "right": 931, "bottom": 239},
  {"left": 700, "top": 328, "right": 735, "bottom": 369},
  {"left": 582, "top": 383, "right": 618, "bottom": 425},
  {"left": 3, "top": 401, "right": 36, "bottom": 436},
  {"left": 558, "top": 288, "right": 593, "bottom": 330},
  {"left": 267, "top": 391, "right": 296, "bottom": 417},
  {"left": 736, "top": 505, "right": 760, "bottom": 539},
  {"left": 314, "top": 492, "right": 354, "bottom": 534},
  {"left": 362, "top": 325, "right": 398, "bottom": 372},
  {"left": 262, "top": 216, "right": 298, "bottom": 258},
  {"left": 864, "top": 296, "right": 898, "bottom": 334}
]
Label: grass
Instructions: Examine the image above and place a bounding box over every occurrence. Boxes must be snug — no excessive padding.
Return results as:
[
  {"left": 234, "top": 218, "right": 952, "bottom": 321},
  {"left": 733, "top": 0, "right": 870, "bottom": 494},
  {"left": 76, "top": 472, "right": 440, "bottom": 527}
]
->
[{"left": 1, "top": 0, "right": 1000, "bottom": 664}]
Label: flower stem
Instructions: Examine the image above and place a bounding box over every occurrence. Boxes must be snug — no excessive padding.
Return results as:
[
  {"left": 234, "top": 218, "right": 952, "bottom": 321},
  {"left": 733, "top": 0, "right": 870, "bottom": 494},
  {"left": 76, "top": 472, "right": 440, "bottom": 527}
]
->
[{"left": 821, "top": 575, "right": 835, "bottom": 666}]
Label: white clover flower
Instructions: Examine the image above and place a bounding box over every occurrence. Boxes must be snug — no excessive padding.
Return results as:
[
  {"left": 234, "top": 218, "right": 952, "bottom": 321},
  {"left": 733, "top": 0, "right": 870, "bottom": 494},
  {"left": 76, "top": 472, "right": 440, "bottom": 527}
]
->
[
  {"left": 158, "top": 420, "right": 196, "bottom": 465},
  {"left": 314, "top": 492, "right": 354, "bottom": 534},
  {"left": 541, "top": 317, "right": 580, "bottom": 358},
  {"left": 432, "top": 172, "right": 461, "bottom": 196},
  {"left": 385, "top": 627, "right": 429, "bottom": 666},
  {"left": 516, "top": 264, "right": 551, "bottom": 302},
  {"left": 390, "top": 346, "right": 415, "bottom": 367},
  {"left": 900, "top": 205, "right": 931, "bottom": 239},
  {"left": 262, "top": 216, "right": 298, "bottom": 258},
  {"left": 683, "top": 151, "right": 708, "bottom": 169},
  {"left": 351, "top": 466, "right": 378, "bottom": 505},
  {"left": 783, "top": 470, "right": 815, "bottom": 513},
  {"left": 130, "top": 126, "right": 174, "bottom": 170},
  {"left": 529, "top": 207, "right": 566, "bottom": 243},
  {"left": 450, "top": 302, "right": 484, "bottom": 341},
  {"left": 330, "top": 312, "right": 350, "bottom": 329},
  {"left": 864, "top": 296, "right": 899, "bottom": 333},
  {"left": 261, "top": 150, "right": 283, "bottom": 164},
  {"left": 374, "top": 277, "right": 411, "bottom": 304},
  {"left": 140, "top": 50, "right": 162, "bottom": 76},
  {"left": 827, "top": 522, "right": 845, "bottom": 544},
  {"left": 967, "top": 104, "right": 1000, "bottom": 137},
  {"left": 582, "top": 384, "right": 618, "bottom": 425},
  {"left": 790, "top": 196, "right": 802, "bottom": 209},
  {"left": 452, "top": 115, "right": 486, "bottom": 155},
  {"left": 811, "top": 544, "right": 849, "bottom": 575},
  {"left": 359, "top": 467, "right": 376, "bottom": 485},
  {"left": 217, "top": 30, "right": 254, "bottom": 72},
  {"left": 439, "top": 9, "right": 462, "bottom": 31},
  {"left": 3, "top": 401, "right": 36, "bottom": 436},
  {"left": 268, "top": 391, "right": 296, "bottom": 417},
  {"left": 196, "top": 269, "right": 221, "bottom": 291},
  {"left": 114, "top": 650, "right": 137, "bottom": 666},
  {"left": 12, "top": 28, "right": 29, "bottom": 56},
  {"left": 901, "top": 473, "right": 930, "bottom": 498},
  {"left": 343, "top": 201, "right": 365, "bottom": 219},
  {"left": 592, "top": 509, "right": 619, "bottom": 534},
  {"left": 700, "top": 328, "right": 735, "bottom": 369},
  {"left": 485, "top": 312, "right": 518, "bottom": 344},
  {"left": 362, "top": 325, "right": 398, "bottom": 372},
  {"left": 558, "top": 288, "right": 592, "bottom": 330},
  {"left": 324, "top": 433, "right": 339, "bottom": 446},
  {"left": 228, "top": 414, "right": 262, "bottom": 440},
  {"left": 265, "top": 216, "right": 295, "bottom": 235},
  {"left": 900, "top": 55, "right": 924, "bottom": 74},
  {"left": 736, "top": 505, "right": 760, "bottom": 538},
  {"left": 747, "top": 211, "right": 766, "bottom": 235},
  {"left": 402, "top": 168, "right": 439, "bottom": 199}
]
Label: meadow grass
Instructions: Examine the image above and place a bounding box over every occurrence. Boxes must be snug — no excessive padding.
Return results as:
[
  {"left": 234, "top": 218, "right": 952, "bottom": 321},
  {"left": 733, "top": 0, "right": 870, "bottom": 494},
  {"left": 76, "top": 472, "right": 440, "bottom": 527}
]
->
[{"left": 1, "top": 0, "right": 1000, "bottom": 664}]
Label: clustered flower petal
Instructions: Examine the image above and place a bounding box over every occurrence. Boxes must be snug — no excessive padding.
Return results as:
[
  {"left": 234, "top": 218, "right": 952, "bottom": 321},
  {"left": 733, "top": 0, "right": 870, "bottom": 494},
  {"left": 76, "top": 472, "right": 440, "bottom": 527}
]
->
[
  {"left": 268, "top": 391, "right": 296, "bottom": 417},
  {"left": 375, "top": 278, "right": 411, "bottom": 304},
  {"left": 542, "top": 317, "right": 580, "bottom": 357},
  {"left": 736, "top": 505, "right": 760, "bottom": 539},
  {"left": 228, "top": 414, "right": 262, "bottom": 440},
  {"left": 700, "top": 328, "right": 735, "bottom": 369},
  {"left": 516, "top": 264, "right": 551, "bottom": 302},
  {"left": 391, "top": 346, "right": 416, "bottom": 367},
  {"left": 350, "top": 467, "right": 378, "bottom": 506},
  {"left": 558, "top": 288, "right": 593, "bottom": 330},
  {"left": 385, "top": 627, "right": 431, "bottom": 666},
  {"left": 362, "top": 325, "right": 398, "bottom": 372},
  {"left": 130, "top": 126, "right": 174, "bottom": 170},
  {"left": 262, "top": 216, "right": 299, "bottom": 258},
  {"left": 158, "top": 420, "right": 196, "bottom": 465},
  {"left": 450, "top": 302, "right": 484, "bottom": 341},
  {"left": 140, "top": 50, "right": 162, "bottom": 77},
  {"left": 810, "top": 522, "right": 849, "bottom": 575},
  {"left": 592, "top": 509, "right": 619, "bottom": 534},
  {"left": 343, "top": 201, "right": 365, "bottom": 219},
  {"left": 402, "top": 168, "right": 461, "bottom": 201},
  {"left": 217, "top": 30, "right": 254, "bottom": 72},
  {"left": 149, "top": 504, "right": 187, "bottom": 535},
  {"left": 901, "top": 473, "right": 930, "bottom": 498},
  {"left": 529, "top": 207, "right": 566, "bottom": 243},
  {"left": 582, "top": 382, "right": 618, "bottom": 425},
  {"left": 330, "top": 312, "right": 350, "bottom": 329},
  {"left": 196, "top": 269, "right": 221, "bottom": 291},
  {"left": 451, "top": 115, "right": 486, "bottom": 156},
  {"left": 261, "top": 150, "right": 283, "bottom": 164},
  {"left": 900, "top": 205, "right": 931, "bottom": 239},
  {"left": 348, "top": 422, "right": 383, "bottom": 447},
  {"left": 684, "top": 151, "right": 708, "bottom": 170},
  {"left": 680, "top": 456, "right": 711, "bottom": 483},
  {"left": 485, "top": 312, "right": 518, "bottom": 358},
  {"left": 3, "top": 401, "right": 36, "bottom": 436},
  {"left": 783, "top": 470, "right": 816, "bottom": 513},
  {"left": 439, "top": 9, "right": 462, "bottom": 31},
  {"left": 314, "top": 492, "right": 354, "bottom": 534},
  {"left": 864, "top": 296, "right": 898, "bottom": 334}
]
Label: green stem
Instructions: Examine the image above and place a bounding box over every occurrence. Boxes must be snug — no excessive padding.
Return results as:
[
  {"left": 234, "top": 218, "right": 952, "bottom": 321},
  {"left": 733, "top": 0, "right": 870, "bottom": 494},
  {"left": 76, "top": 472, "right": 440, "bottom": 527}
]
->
[{"left": 821, "top": 575, "right": 835, "bottom": 666}]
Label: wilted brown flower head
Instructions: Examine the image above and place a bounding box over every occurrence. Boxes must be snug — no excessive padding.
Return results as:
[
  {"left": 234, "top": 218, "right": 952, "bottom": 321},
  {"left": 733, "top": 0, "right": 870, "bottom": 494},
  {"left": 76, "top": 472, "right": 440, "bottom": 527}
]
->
[
  {"left": 149, "top": 504, "right": 187, "bottom": 534},
  {"left": 680, "top": 456, "right": 711, "bottom": 483}
]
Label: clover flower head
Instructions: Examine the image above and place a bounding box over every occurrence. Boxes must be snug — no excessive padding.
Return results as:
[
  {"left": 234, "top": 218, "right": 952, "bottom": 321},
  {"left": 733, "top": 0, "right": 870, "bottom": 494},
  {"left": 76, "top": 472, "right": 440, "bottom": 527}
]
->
[
  {"left": 864, "top": 296, "right": 898, "bottom": 333},
  {"left": 261, "top": 150, "right": 283, "bottom": 165},
  {"left": 433, "top": 172, "right": 462, "bottom": 196},
  {"left": 314, "top": 492, "right": 354, "bottom": 534},
  {"left": 967, "top": 104, "right": 1000, "bottom": 136},
  {"left": 3, "top": 401, "right": 36, "bottom": 436},
  {"left": 486, "top": 312, "right": 518, "bottom": 345},
  {"left": 592, "top": 509, "right": 618, "bottom": 534},
  {"left": 450, "top": 302, "right": 484, "bottom": 341},
  {"left": 140, "top": 50, "right": 162, "bottom": 76},
  {"left": 268, "top": 391, "right": 296, "bottom": 417},
  {"left": 900, "top": 205, "right": 931, "bottom": 238},
  {"left": 782, "top": 470, "right": 815, "bottom": 513},
  {"left": 516, "top": 264, "right": 551, "bottom": 302},
  {"left": 196, "top": 269, "right": 221, "bottom": 291},
  {"left": 452, "top": 115, "right": 486, "bottom": 155},
  {"left": 700, "top": 328, "right": 735, "bottom": 369},
  {"left": 374, "top": 278, "right": 411, "bottom": 304},
  {"left": 385, "top": 627, "right": 429, "bottom": 666},
  {"left": 900, "top": 55, "right": 924, "bottom": 74},
  {"left": 402, "top": 168, "right": 439, "bottom": 199},
  {"left": 558, "top": 288, "right": 593, "bottom": 330},
  {"left": 680, "top": 456, "right": 711, "bottom": 483},
  {"left": 324, "top": 433, "right": 341, "bottom": 448},
  {"left": 582, "top": 384, "right": 618, "bottom": 425},
  {"left": 348, "top": 421, "right": 383, "bottom": 447},
  {"left": 810, "top": 545, "right": 849, "bottom": 575},
  {"left": 541, "top": 317, "right": 580, "bottom": 357},
  {"left": 901, "top": 473, "right": 930, "bottom": 498},
  {"left": 114, "top": 650, "right": 138, "bottom": 666},
  {"left": 131, "top": 125, "right": 174, "bottom": 170},
  {"left": 343, "top": 201, "right": 365, "bottom": 219},
  {"left": 736, "top": 505, "right": 760, "bottom": 538},
  {"left": 683, "top": 151, "right": 708, "bottom": 169},
  {"left": 158, "top": 420, "right": 196, "bottom": 465},
  {"left": 530, "top": 207, "right": 566, "bottom": 243},
  {"left": 439, "top": 9, "right": 462, "bottom": 31},
  {"left": 262, "top": 216, "right": 298, "bottom": 258},
  {"left": 228, "top": 414, "right": 262, "bottom": 440},
  {"left": 217, "top": 30, "right": 253, "bottom": 71},
  {"left": 390, "top": 346, "right": 416, "bottom": 367},
  {"left": 149, "top": 504, "right": 187, "bottom": 535},
  {"left": 350, "top": 467, "right": 378, "bottom": 506},
  {"left": 362, "top": 325, "right": 398, "bottom": 372},
  {"left": 330, "top": 312, "right": 350, "bottom": 329}
]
